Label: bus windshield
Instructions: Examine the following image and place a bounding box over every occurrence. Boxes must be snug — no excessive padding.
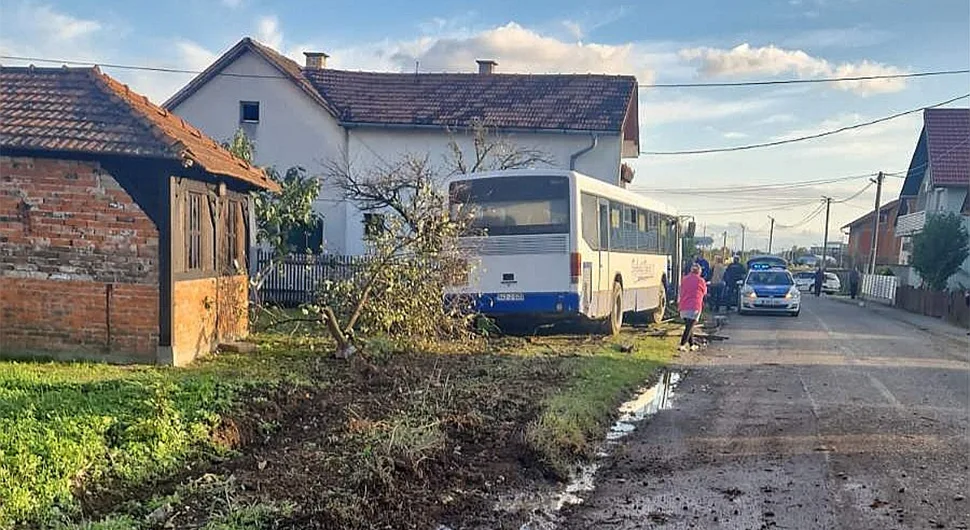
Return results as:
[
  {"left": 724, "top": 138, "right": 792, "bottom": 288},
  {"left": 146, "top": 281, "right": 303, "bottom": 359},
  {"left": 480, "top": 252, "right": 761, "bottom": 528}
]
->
[{"left": 449, "top": 176, "right": 570, "bottom": 236}]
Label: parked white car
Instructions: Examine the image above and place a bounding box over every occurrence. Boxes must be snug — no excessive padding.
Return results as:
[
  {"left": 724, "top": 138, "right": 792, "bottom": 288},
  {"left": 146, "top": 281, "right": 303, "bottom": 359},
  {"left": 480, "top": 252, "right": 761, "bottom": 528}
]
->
[
  {"left": 823, "top": 272, "right": 841, "bottom": 294},
  {"left": 793, "top": 271, "right": 815, "bottom": 291},
  {"left": 792, "top": 271, "right": 841, "bottom": 294}
]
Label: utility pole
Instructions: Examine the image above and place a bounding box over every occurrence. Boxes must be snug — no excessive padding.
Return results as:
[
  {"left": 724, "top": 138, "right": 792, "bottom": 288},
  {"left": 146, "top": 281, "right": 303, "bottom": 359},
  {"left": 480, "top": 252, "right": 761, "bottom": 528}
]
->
[
  {"left": 722, "top": 230, "right": 728, "bottom": 256},
  {"left": 767, "top": 216, "right": 775, "bottom": 254},
  {"left": 821, "top": 197, "right": 832, "bottom": 271},
  {"left": 868, "top": 171, "right": 884, "bottom": 274},
  {"left": 740, "top": 224, "right": 746, "bottom": 257}
]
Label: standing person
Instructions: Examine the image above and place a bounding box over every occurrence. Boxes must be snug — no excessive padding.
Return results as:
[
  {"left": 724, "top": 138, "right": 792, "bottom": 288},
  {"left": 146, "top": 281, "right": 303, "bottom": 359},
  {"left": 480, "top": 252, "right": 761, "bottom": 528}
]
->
[
  {"left": 814, "top": 266, "right": 824, "bottom": 297},
  {"left": 678, "top": 263, "right": 707, "bottom": 352},
  {"left": 849, "top": 268, "right": 861, "bottom": 299},
  {"left": 694, "top": 254, "right": 712, "bottom": 282},
  {"left": 710, "top": 256, "right": 726, "bottom": 308}
]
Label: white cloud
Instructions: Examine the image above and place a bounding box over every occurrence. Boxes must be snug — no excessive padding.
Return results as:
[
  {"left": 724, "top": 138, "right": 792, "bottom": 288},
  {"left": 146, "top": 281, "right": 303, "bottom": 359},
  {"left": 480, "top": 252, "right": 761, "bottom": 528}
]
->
[
  {"left": 175, "top": 39, "right": 218, "bottom": 71},
  {"left": 0, "top": 2, "right": 106, "bottom": 61},
  {"left": 773, "top": 112, "right": 922, "bottom": 157},
  {"left": 256, "top": 15, "right": 283, "bottom": 51},
  {"left": 642, "top": 95, "right": 776, "bottom": 125},
  {"left": 222, "top": 0, "right": 243, "bottom": 7},
  {"left": 678, "top": 43, "right": 908, "bottom": 95},
  {"left": 757, "top": 113, "right": 797, "bottom": 125},
  {"left": 388, "top": 22, "right": 654, "bottom": 82},
  {"left": 723, "top": 131, "right": 749, "bottom": 139},
  {"left": 562, "top": 20, "right": 584, "bottom": 40}
]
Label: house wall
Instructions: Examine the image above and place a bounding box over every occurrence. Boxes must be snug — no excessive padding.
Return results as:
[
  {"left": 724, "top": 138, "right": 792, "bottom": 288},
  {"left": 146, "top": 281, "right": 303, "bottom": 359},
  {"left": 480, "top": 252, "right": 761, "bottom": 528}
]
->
[
  {"left": 165, "top": 177, "right": 252, "bottom": 366},
  {"left": 846, "top": 207, "right": 901, "bottom": 267},
  {"left": 168, "top": 50, "right": 627, "bottom": 255},
  {"left": 168, "top": 50, "right": 348, "bottom": 252},
  {"left": 170, "top": 275, "right": 248, "bottom": 366},
  {"left": 0, "top": 156, "right": 160, "bottom": 362}
]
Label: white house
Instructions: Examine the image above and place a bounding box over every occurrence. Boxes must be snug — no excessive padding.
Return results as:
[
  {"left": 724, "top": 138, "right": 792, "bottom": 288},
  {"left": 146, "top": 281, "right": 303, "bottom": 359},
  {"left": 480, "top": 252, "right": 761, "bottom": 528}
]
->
[
  {"left": 164, "top": 38, "right": 641, "bottom": 255},
  {"left": 894, "top": 108, "right": 970, "bottom": 288}
]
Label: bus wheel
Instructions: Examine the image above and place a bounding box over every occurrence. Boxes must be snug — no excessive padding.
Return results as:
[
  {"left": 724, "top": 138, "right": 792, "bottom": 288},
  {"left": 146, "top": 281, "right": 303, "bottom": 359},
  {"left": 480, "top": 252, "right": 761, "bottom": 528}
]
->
[
  {"left": 649, "top": 288, "right": 666, "bottom": 325},
  {"left": 603, "top": 282, "right": 623, "bottom": 336}
]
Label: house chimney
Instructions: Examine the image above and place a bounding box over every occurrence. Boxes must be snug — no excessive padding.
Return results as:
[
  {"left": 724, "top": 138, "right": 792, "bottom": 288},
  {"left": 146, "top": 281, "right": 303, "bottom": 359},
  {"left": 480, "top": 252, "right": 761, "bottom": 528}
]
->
[
  {"left": 476, "top": 60, "right": 497, "bottom": 75},
  {"left": 304, "top": 51, "right": 329, "bottom": 70}
]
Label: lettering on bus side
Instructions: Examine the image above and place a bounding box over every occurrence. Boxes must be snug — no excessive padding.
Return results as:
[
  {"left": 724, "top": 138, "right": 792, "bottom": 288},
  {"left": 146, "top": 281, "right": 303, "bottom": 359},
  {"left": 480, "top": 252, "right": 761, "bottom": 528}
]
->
[
  {"left": 582, "top": 262, "right": 593, "bottom": 313},
  {"left": 632, "top": 258, "right": 657, "bottom": 282}
]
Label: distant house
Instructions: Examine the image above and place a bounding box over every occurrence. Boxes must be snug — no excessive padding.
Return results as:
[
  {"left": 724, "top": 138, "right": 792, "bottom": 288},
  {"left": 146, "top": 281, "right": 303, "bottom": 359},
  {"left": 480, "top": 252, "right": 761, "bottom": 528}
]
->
[
  {"left": 163, "top": 37, "right": 641, "bottom": 255},
  {"left": 895, "top": 108, "right": 970, "bottom": 287},
  {"left": 0, "top": 66, "right": 279, "bottom": 365},
  {"left": 841, "top": 199, "right": 901, "bottom": 268}
]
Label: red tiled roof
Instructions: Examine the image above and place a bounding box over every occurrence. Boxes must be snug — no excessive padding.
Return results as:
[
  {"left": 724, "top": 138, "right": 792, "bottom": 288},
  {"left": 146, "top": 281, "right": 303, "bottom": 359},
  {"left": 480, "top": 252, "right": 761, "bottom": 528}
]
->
[
  {"left": 924, "top": 108, "right": 969, "bottom": 187},
  {"left": 841, "top": 198, "right": 900, "bottom": 230},
  {"left": 302, "top": 69, "right": 636, "bottom": 132},
  {"left": 164, "top": 38, "right": 638, "bottom": 134},
  {"left": 0, "top": 66, "right": 279, "bottom": 192}
]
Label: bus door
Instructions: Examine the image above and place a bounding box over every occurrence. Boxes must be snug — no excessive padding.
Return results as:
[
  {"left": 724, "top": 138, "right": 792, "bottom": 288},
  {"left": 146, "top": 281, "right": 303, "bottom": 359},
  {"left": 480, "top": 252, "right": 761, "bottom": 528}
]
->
[{"left": 597, "top": 198, "right": 611, "bottom": 315}]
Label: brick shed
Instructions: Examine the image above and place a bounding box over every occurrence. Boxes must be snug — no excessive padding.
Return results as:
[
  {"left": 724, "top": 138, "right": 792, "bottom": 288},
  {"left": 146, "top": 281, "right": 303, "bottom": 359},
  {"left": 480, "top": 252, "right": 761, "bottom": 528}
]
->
[{"left": 0, "top": 66, "right": 280, "bottom": 365}]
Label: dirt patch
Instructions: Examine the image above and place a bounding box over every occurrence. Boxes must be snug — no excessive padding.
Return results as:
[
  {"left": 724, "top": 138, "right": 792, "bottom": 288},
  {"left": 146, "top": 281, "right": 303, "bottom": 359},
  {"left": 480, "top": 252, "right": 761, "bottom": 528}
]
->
[{"left": 81, "top": 351, "right": 571, "bottom": 529}]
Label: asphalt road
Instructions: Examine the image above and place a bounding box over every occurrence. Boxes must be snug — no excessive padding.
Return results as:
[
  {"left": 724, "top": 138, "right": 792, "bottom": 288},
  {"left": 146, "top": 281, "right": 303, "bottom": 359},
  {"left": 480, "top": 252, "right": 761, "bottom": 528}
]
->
[{"left": 563, "top": 296, "right": 970, "bottom": 530}]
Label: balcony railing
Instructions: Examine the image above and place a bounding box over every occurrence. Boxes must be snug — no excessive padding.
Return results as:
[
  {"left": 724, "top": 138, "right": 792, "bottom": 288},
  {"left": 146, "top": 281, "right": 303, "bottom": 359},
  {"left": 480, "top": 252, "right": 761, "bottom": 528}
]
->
[{"left": 895, "top": 211, "right": 926, "bottom": 237}]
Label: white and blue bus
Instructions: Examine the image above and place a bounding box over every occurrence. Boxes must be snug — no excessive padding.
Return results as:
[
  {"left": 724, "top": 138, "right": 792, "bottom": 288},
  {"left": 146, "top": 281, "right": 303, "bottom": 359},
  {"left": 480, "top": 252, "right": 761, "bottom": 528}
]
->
[{"left": 448, "top": 169, "right": 678, "bottom": 334}]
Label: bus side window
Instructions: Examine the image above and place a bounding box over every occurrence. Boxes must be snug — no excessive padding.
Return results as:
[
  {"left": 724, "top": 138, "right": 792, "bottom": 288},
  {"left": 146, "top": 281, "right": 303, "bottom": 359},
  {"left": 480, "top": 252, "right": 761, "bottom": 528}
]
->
[
  {"left": 609, "top": 202, "right": 621, "bottom": 250},
  {"left": 637, "top": 209, "right": 647, "bottom": 251},
  {"left": 598, "top": 200, "right": 610, "bottom": 250},
  {"left": 581, "top": 193, "right": 599, "bottom": 250}
]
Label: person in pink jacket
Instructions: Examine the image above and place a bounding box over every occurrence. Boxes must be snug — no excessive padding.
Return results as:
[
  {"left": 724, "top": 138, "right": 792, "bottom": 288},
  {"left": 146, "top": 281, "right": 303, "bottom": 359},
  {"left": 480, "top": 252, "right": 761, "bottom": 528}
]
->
[{"left": 678, "top": 263, "right": 708, "bottom": 352}]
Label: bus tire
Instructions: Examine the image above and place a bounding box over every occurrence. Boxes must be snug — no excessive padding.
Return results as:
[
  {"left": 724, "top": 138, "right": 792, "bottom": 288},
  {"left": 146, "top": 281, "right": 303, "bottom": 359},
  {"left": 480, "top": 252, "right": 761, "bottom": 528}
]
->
[
  {"left": 649, "top": 288, "right": 666, "bottom": 325},
  {"left": 602, "top": 282, "right": 623, "bottom": 336}
]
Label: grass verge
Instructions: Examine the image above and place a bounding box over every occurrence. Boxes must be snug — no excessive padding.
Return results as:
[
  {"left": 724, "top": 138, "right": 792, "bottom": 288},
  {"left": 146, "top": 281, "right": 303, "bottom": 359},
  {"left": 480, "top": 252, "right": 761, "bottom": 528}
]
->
[{"left": 522, "top": 331, "right": 675, "bottom": 478}]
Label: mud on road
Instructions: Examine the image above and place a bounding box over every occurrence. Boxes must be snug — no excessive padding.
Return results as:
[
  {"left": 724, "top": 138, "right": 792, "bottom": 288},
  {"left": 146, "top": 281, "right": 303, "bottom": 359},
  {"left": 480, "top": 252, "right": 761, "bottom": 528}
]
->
[{"left": 563, "top": 297, "right": 970, "bottom": 530}]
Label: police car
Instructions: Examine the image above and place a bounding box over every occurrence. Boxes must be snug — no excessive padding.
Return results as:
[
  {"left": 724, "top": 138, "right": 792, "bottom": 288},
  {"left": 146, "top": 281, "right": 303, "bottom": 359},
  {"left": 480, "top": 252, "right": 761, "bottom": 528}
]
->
[{"left": 738, "top": 263, "right": 800, "bottom": 317}]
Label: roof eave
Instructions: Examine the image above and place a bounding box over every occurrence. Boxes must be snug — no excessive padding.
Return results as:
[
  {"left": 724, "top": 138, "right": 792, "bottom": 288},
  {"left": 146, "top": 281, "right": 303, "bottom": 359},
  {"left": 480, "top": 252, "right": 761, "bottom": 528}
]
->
[
  {"left": 163, "top": 39, "right": 253, "bottom": 110},
  {"left": 338, "top": 120, "right": 621, "bottom": 135},
  {"left": 162, "top": 38, "right": 339, "bottom": 118}
]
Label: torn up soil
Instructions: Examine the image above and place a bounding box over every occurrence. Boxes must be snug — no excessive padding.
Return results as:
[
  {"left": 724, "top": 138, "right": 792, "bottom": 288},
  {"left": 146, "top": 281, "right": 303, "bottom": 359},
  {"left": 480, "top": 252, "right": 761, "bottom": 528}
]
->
[{"left": 82, "top": 348, "right": 574, "bottom": 529}]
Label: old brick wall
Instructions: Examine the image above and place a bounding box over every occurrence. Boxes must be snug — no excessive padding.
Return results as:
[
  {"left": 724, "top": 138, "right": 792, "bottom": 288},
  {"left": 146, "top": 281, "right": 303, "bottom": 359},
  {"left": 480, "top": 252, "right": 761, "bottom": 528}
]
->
[
  {"left": 171, "top": 275, "right": 248, "bottom": 366},
  {"left": 0, "top": 156, "right": 160, "bottom": 361}
]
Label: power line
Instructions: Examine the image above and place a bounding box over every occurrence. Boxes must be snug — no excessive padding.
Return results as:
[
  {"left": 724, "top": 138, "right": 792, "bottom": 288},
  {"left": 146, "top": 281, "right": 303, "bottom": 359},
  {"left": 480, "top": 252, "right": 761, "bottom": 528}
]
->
[
  {"left": 636, "top": 172, "right": 875, "bottom": 195},
  {"left": 638, "top": 69, "right": 970, "bottom": 88},
  {"left": 3, "top": 54, "right": 966, "bottom": 88},
  {"left": 640, "top": 93, "right": 970, "bottom": 156},
  {"left": 833, "top": 182, "right": 874, "bottom": 203},
  {"left": 776, "top": 201, "right": 827, "bottom": 229},
  {"left": 688, "top": 198, "right": 820, "bottom": 215}
]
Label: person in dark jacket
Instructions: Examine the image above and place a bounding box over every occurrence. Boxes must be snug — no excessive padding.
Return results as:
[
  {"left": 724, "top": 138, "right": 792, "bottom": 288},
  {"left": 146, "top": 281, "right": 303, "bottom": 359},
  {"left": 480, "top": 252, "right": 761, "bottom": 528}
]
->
[
  {"left": 849, "top": 268, "right": 861, "bottom": 299},
  {"left": 814, "top": 267, "right": 824, "bottom": 297},
  {"left": 694, "top": 254, "right": 711, "bottom": 281},
  {"left": 723, "top": 256, "right": 746, "bottom": 286}
]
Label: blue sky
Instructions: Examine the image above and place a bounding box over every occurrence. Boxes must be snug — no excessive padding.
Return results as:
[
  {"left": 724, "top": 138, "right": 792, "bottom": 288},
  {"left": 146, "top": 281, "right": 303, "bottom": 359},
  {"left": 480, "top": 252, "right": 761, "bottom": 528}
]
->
[{"left": 1, "top": 0, "right": 968, "bottom": 249}]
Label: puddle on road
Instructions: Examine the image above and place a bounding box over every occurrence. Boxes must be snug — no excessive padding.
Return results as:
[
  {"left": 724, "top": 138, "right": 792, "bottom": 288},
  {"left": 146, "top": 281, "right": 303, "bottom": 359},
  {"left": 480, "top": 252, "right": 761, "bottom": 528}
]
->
[{"left": 444, "top": 370, "right": 681, "bottom": 530}]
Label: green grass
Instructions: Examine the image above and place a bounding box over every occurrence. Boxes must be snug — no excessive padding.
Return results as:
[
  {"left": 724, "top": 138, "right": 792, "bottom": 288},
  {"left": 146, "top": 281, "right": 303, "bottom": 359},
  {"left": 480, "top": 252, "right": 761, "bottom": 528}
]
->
[
  {"left": 524, "top": 331, "right": 675, "bottom": 478},
  {"left": 0, "top": 335, "right": 328, "bottom": 529}
]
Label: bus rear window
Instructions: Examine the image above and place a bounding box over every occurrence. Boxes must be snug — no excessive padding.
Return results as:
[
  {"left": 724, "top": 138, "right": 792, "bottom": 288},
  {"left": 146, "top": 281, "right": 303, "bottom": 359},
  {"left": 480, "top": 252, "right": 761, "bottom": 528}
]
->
[{"left": 449, "top": 176, "right": 570, "bottom": 236}]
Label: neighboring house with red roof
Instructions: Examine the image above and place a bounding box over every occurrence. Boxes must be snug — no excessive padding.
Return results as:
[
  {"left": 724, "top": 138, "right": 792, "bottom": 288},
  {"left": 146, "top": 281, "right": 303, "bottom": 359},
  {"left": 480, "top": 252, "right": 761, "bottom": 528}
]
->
[
  {"left": 895, "top": 107, "right": 970, "bottom": 288},
  {"left": 163, "top": 38, "right": 641, "bottom": 255},
  {"left": 841, "top": 198, "right": 901, "bottom": 269},
  {"left": 0, "top": 65, "right": 279, "bottom": 365}
]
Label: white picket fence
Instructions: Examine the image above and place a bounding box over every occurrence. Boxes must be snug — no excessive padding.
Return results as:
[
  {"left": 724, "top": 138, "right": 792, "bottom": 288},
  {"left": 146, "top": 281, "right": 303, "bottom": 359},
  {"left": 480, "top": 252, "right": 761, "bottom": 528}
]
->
[{"left": 861, "top": 274, "right": 897, "bottom": 303}]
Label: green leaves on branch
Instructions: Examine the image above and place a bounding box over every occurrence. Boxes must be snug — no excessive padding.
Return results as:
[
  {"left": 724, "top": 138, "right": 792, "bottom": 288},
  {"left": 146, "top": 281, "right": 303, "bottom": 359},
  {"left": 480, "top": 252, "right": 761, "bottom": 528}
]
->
[{"left": 911, "top": 212, "right": 970, "bottom": 291}]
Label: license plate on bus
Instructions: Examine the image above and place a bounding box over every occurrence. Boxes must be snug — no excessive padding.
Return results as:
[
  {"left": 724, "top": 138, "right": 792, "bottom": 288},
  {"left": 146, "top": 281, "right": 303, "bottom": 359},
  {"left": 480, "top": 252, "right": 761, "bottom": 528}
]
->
[{"left": 496, "top": 293, "right": 525, "bottom": 302}]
